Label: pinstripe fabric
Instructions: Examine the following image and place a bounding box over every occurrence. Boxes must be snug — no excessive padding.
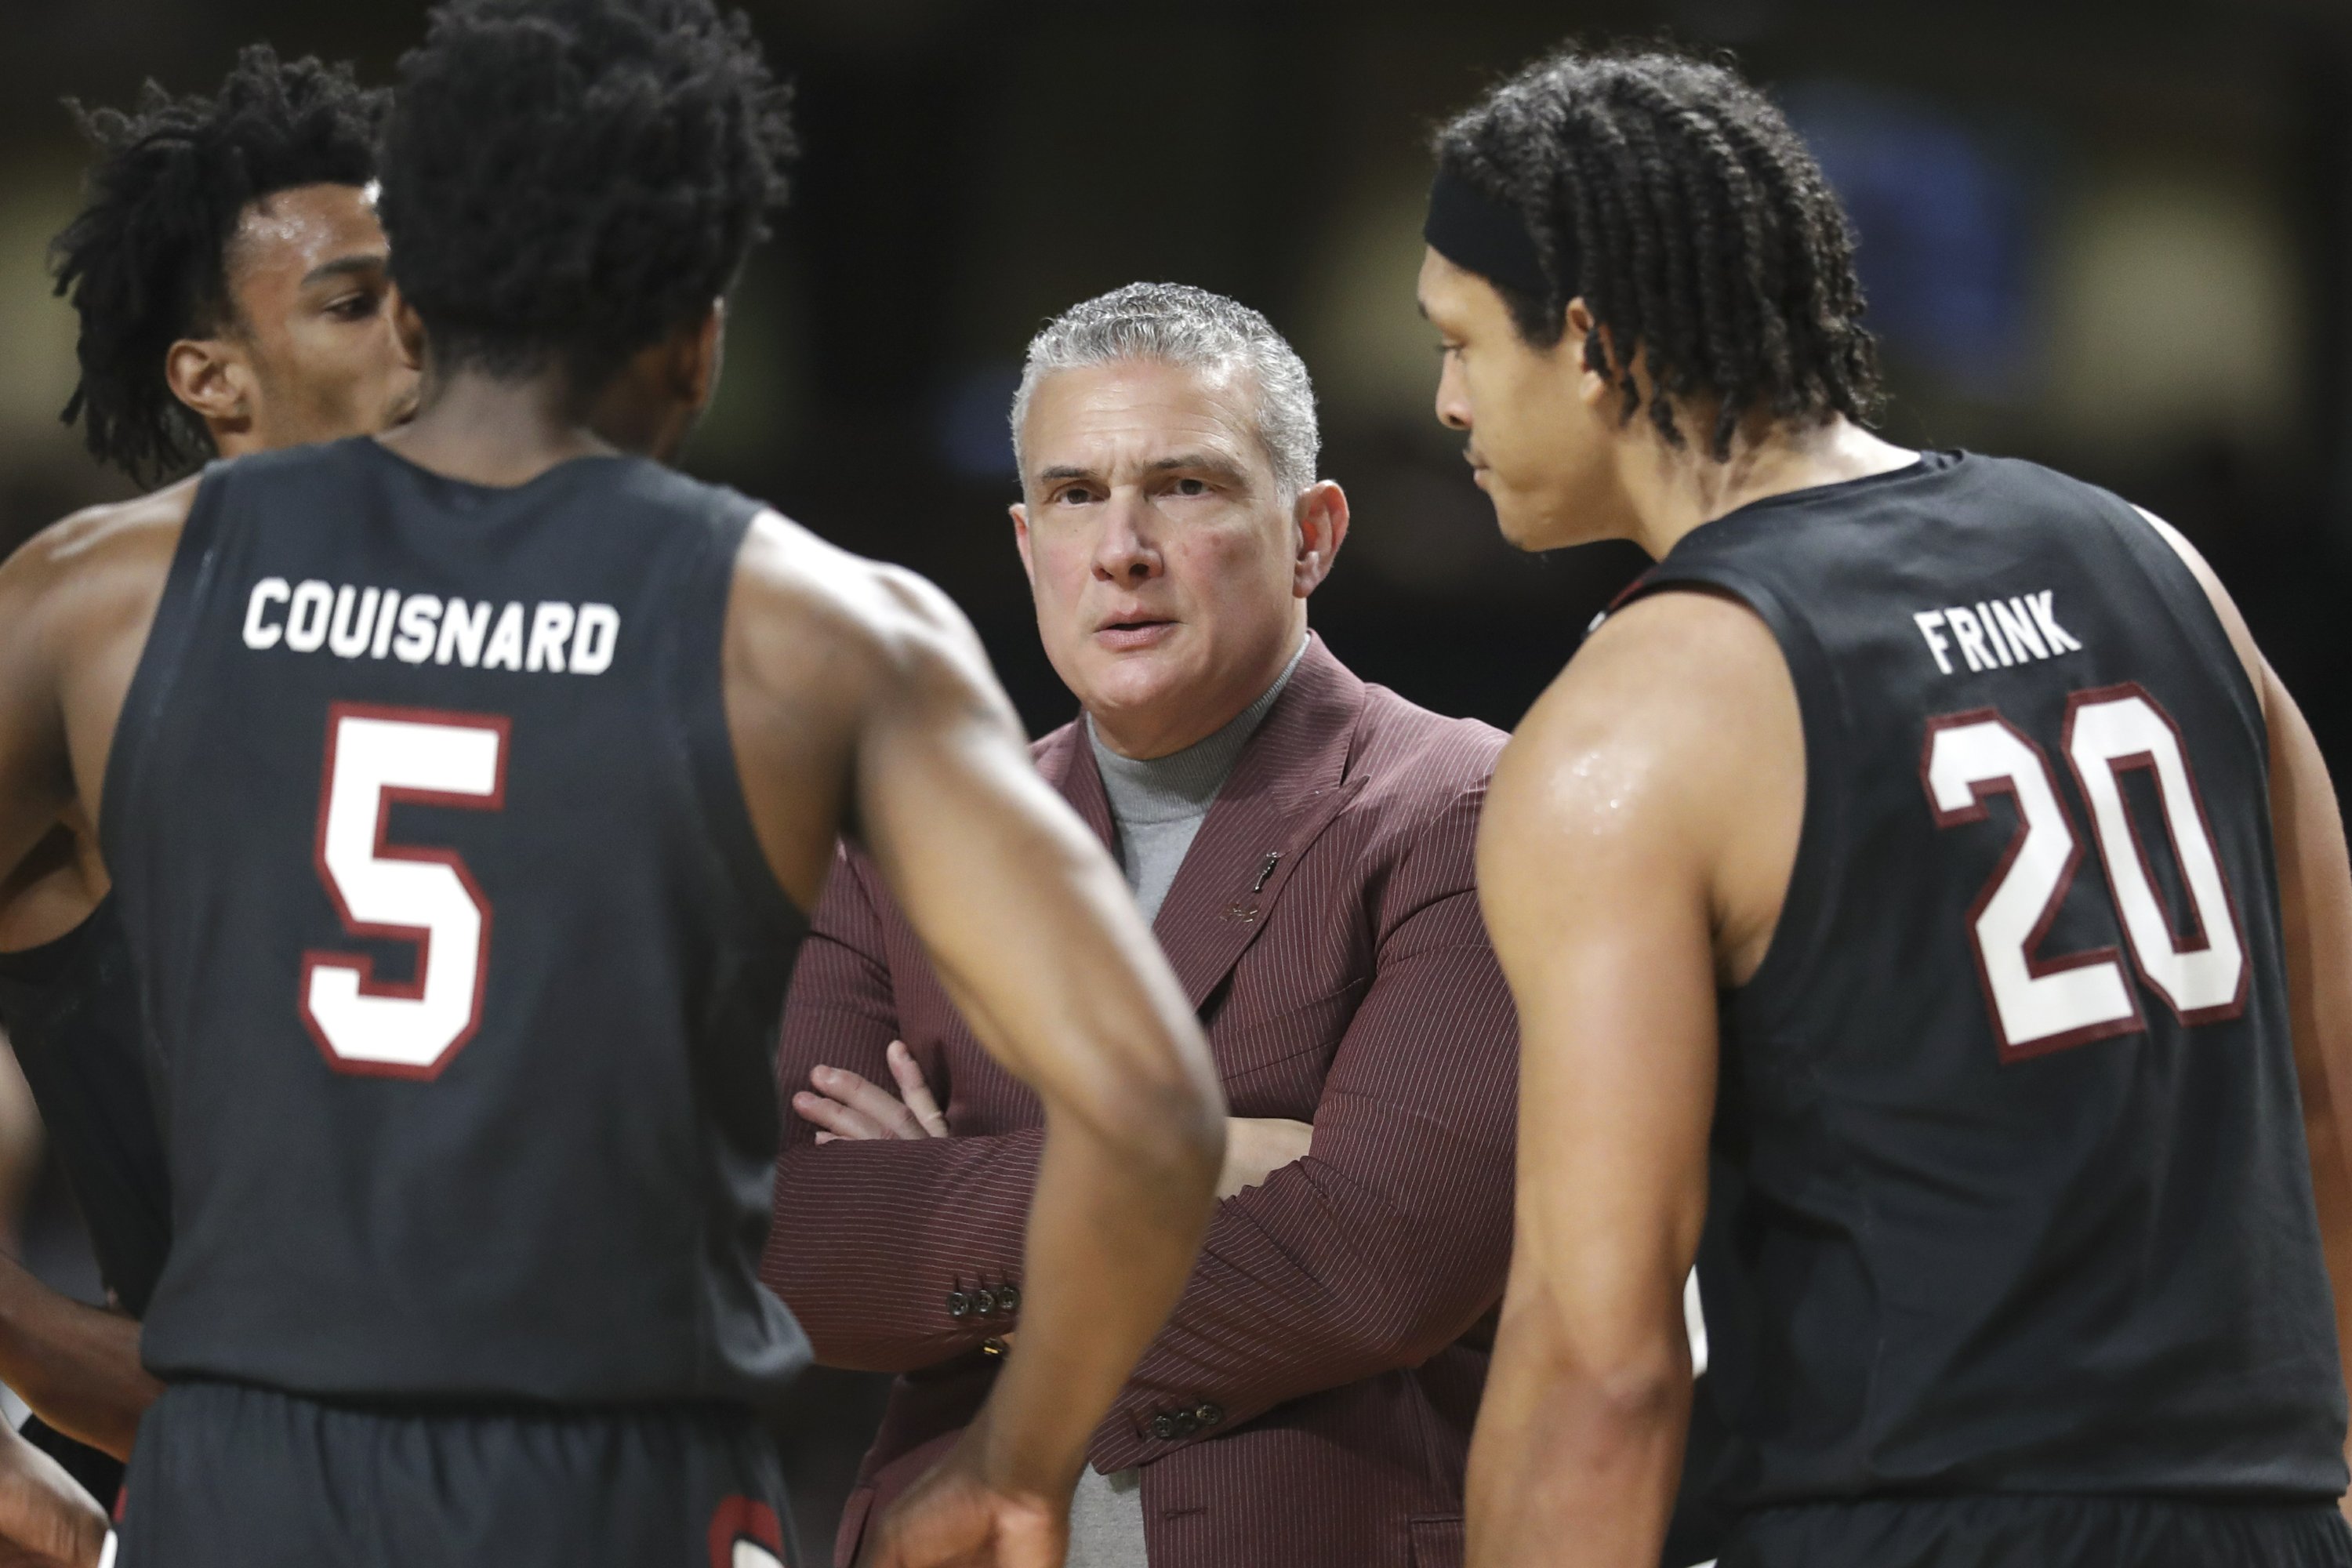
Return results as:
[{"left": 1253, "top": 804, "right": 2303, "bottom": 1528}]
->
[{"left": 761, "top": 636, "right": 1517, "bottom": 1568}]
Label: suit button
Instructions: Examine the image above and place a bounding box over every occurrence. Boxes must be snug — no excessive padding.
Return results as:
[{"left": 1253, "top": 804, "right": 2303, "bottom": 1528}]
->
[
  {"left": 975, "top": 1288, "right": 998, "bottom": 1316},
  {"left": 1174, "top": 1410, "right": 1200, "bottom": 1436},
  {"left": 1151, "top": 1414, "right": 1178, "bottom": 1441},
  {"left": 996, "top": 1284, "right": 1022, "bottom": 1313},
  {"left": 1194, "top": 1403, "right": 1223, "bottom": 1428},
  {"left": 946, "top": 1290, "right": 971, "bottom": 1319}
]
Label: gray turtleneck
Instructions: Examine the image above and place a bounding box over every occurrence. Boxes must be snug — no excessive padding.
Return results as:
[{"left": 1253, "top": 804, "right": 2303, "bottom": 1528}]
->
[
  {"left": 1089, "top": 639, "right": 1306, "bottom": 923},
  {"left": 1063, "top": 637, "right": 1305, "bottom": 1568}
]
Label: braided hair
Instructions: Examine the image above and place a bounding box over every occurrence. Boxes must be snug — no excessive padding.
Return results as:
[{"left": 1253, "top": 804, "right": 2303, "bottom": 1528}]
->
[
  {"left": 378, "top": 0, "right": 796, "bottom": 388},
  {"left": 49, "top": 45, "right": 387, "bottom": 485},
  {"left": 1434, "top": 45, "right": 1881, "bottom": 459}
]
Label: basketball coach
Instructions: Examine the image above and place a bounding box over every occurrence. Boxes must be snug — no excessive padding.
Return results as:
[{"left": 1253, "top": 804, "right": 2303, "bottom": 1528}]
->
[{"left": 762, "top": 283, "right": 1517, "bottom": 1568}]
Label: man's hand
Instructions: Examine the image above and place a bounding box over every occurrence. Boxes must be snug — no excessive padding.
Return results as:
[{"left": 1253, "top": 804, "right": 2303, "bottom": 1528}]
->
[
  {"left": 796, "top": 1050, "right": 1309, "bottom": 1199},
  {"left": 855, "top": 1415, "right": 1068, "bottom": 1568},
  {"left": 0, "top": 1425, "right": 106, "bottom": 1568},
  {"left": 793, "top": 1042, "right": 947, "bottom": 1143},
  {"left": 1218, "top": 1118, "right": 1312, "bottom": 1199}
]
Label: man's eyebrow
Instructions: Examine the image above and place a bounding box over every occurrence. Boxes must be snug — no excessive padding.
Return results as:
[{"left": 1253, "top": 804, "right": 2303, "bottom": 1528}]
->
[
  {"left": 1149, "top": 452, "right": 1248, "bottom": 479},
  {"left": 1036, "top": 464, "right": 1099, "bottom": 483},
  {"left": 299, "top": 252, "right": 390, "bottom": 288}
]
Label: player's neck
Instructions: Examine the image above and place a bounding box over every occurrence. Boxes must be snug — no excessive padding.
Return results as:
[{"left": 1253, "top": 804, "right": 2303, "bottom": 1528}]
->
[
  {"left": 377, "top": 367, "right": 619, "bottom": 489},
  {"left": 1621, "top": 416, "right": 1918, "bottom": 560}
]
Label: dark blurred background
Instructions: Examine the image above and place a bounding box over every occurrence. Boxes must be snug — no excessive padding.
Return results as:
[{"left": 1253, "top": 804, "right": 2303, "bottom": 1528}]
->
[{"left": 0, "top": 0, "right": 2347, "bottom": 1554}]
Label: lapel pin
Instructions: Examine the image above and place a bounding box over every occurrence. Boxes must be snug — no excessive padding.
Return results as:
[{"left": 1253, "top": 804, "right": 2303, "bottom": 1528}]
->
[{"left": 1251, "top": 851, "right": 1282, "bottom": 893}]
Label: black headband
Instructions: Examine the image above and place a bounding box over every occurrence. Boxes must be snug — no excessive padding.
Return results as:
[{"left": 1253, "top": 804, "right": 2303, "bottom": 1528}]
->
[{"left": 1423, "top": 167, "right": 1570, "bottom": 301}]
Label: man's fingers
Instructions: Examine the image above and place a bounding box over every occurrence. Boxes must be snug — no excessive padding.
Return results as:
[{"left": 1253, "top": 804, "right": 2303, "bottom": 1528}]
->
[
  {"left": 792, "top": 1090, "right": 892, "bottom": 1142},
  {"left": 886, "top": 1040, "right": 950, "bottom": 1138},
  {"left": 808, "top": 1065, "right": 926, "bottom": 1139}
]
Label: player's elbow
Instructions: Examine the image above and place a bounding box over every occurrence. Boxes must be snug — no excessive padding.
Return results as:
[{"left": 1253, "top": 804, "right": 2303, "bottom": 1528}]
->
[
  {"left": 1064, "top": 1045, "right": 1227, "bottom": 1205},
  {"left": 1501, "top": 1280, "right": 1692, "bottom": 1443}
]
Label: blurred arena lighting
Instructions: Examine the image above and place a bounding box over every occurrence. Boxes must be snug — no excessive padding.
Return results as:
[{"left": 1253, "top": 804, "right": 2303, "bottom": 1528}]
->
[
  {"left": 2045, "top": 165, "right": 2299, "bottom": 459},
  {"left": 1780, "top": 80, "right": 2040, "bottom": 401}
]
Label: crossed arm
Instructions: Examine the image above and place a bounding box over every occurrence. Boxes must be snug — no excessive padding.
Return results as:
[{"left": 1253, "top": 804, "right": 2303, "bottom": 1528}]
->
[
  {"left": 765, "top": 789, "right": 1519, "bottom": 1463},
  {"left": 728, "top": 515, "right": 1226, "bottom": 1564}
]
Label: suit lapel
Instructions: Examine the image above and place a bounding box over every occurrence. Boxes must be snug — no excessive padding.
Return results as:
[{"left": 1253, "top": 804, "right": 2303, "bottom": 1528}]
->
[
  {"left": 1040, "top": 637, "right": 1368, "bottom": 1012},
  {"left": 1146, "top": 637, "right": 1366, "bottom": 1011}
]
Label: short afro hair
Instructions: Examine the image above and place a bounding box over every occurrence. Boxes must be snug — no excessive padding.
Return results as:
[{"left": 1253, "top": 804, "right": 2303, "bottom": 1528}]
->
[
  {"left": 379, "top": 0, "right": 796, "bottom": 387},
  {"left": 49, "top": 45, "right": 387, "bottom": 486},
  {"left": 1434, "top": 45, "right": 1881, "bottom": 459}
]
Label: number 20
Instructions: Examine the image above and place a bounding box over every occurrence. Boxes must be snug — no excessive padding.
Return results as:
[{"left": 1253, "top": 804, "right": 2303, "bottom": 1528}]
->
[{"left": 1922, "top": 683, "right": 2247, "bottom": 1061}]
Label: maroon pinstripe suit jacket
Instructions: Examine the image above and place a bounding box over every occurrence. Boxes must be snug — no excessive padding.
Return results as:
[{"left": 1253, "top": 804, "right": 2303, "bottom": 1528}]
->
[{"left": 761, "top": 637, "right": 1517, "bottom": 1568}]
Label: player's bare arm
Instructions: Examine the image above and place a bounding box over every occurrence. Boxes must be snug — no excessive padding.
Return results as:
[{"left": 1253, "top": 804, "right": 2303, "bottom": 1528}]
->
[
  {"left": 0, "top": 490, "right": 187, "bottom": 1521},
  {"left": 1465, "top": 589, "right": 1799, "bottom": 1568},
  {"left": 2140, "top": 508, "right": 2352, "bottom": 1501},
  {"left": 724, "top": 514, "right": 1225, "bottom": 1566}
]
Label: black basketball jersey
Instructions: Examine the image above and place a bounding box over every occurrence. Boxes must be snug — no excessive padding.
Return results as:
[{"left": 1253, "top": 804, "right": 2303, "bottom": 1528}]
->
[
  {"left": 103, "top": 437, "right": 810, "bottom": 1408},
  {"left": 1621, "top": 452, "right": 2347, "bottom": 1508},
  {"left": 0, "top": 897, "right": 171, "bottom": 1316}
]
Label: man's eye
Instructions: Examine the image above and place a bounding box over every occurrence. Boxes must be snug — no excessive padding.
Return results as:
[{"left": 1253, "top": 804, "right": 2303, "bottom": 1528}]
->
[
  {"left": 1172, "top": 478, "right": 1210, "bottom": 497},
  {"left": 325, "top": 293, "right": 379, "bottom": 320},
  {"left": 1054, "top": 487, "right": 1097, "bottom": 506}
]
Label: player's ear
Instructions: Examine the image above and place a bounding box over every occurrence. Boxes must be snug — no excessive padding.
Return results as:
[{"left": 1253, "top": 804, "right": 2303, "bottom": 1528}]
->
[
  {"left": 390, "top": 292, "right": 429, "bottom": 373},
  {"left": 166, "top": 336, "right": 253, "bottom": 439},
  {"left": 1293, "top": 481, "right": 1349, "bottom": 599},
  {"left": 678, "top": 299, "right": 724, "bottom": 411},
  {"left": 1570, "top": 300, "right": 1616, "bottom": 409}
]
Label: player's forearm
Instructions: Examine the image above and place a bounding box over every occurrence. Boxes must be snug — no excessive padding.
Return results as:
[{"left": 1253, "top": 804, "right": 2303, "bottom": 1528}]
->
[
  {"left": 1465, "top": 1285, "right": 1689, "bottom": 1568},
  {"left": 970, "top": 1093, "right": 1220, "bottom": 1497},
  {"left": 0, "top": 1254, "right": 158, "bottom": 1461}
]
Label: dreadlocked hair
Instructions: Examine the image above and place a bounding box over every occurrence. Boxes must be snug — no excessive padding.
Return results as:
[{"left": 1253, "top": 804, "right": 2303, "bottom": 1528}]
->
[
  {"left": 379, "top": 0, "right": 796, "bottom": 388},
  {"left": 1433, "top": 43, "right": 1882, "bottom": 459},
  {"left": 49, "top": 45, "right": 387, "bottom": 485}
]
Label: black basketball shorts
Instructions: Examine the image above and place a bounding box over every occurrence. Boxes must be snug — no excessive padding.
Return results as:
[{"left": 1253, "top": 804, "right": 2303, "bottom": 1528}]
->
[
  {"left": 1720, "top": 1493, "right": 2352, "bottom": 1568},
  {"left": 112, "top": 1380, "right": 794, "bottom": 1568}
]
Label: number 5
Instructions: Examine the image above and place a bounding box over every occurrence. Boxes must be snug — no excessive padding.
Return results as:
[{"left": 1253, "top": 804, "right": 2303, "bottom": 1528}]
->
[{"left": 301, "top": 704, "right": 509, "bottom": 1079}]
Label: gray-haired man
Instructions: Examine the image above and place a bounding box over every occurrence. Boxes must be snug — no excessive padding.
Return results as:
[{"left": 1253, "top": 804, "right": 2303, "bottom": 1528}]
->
[{"left": 765, "top": 285, "right": 1522, "bottom": 1568}]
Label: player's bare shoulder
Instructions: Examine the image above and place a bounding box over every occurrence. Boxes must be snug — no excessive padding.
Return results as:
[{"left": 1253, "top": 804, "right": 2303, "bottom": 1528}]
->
[
  {"left": 1489, "top": 586, "right": 1802, "bottom": 984},
  {"left": 0, "top": 477, "right": 196, "bottom": 637},
  {"left": 724, "top": 507, "right": 998, "bottom": 735},
  {"left": 1511, "top": 588, "right": 1795, "bottom": 815},
  {"left": 722, "top": 508, "right": 1018, "bottom": 906}
]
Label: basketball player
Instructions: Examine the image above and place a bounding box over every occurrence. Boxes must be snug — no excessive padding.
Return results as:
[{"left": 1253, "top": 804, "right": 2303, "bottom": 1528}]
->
[
  {"left": 0, "top": 2, "right": 1223, "bottom": 1565},
  {"left": 1423, "top": 45, "right": 2352, "bottom": 1568},
  {"left": 0, "top": 42, "right": 412, "bottom": 1553}
]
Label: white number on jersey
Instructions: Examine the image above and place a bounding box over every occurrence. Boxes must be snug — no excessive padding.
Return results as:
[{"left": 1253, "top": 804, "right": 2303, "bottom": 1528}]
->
[
  {"left": 2063, "top": 684, "right": 2249, "bottom": 1021},
  {"left": 300, "top": 704, "right": 509, "bottom": 1078},
  {"left": 1923, "top": 686, "right": 2246, "bottom": 1060}
]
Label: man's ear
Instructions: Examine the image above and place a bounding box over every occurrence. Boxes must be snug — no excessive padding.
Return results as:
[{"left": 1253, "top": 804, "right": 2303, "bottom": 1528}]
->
[
  {"left": 1010, "top": 502, "right": 1036, "bottom": 587},
  {"left": 165, "top": 336, "right": 252, "bottom": 441},
  {"left": 1292, "top": 481, "right": 1350, "bottom": 599}
]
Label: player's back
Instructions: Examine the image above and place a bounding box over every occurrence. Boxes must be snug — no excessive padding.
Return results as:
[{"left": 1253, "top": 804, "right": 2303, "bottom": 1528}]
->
[
  {"left": 1626, "top": 452, "right": 2346, "bottom": 1509},
  {"left": 104, "top": 436, "right": 809, "bottom": 1408}
]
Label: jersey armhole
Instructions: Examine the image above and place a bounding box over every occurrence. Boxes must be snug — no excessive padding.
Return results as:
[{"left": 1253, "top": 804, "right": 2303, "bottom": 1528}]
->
[
  {"left": 662, "top": 497, "right": 811, "bottom": 949},
  {"left": 1614, "top": 565, "right": 1849, "bottom": 1027},
  {"left": 96, "top": 464, "right": 233, "bottom": 876},
  {"left": 2092, "top": 499, "right": 2270, "bottom": 764}
]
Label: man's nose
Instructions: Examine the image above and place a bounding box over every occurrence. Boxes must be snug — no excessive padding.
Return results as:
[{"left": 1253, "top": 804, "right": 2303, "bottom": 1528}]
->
[
  {"left": 1091, "top": 492, "right": 1163, "bottom": 583},
  {"left": 1435, "top": 354, "right": 1471, "bottom": 432}
]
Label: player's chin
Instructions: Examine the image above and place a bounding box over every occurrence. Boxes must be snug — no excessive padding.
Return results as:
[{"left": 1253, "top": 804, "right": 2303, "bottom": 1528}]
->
[{"left": 1488, "top": 490, "right": 1560, "bottom": 554}]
